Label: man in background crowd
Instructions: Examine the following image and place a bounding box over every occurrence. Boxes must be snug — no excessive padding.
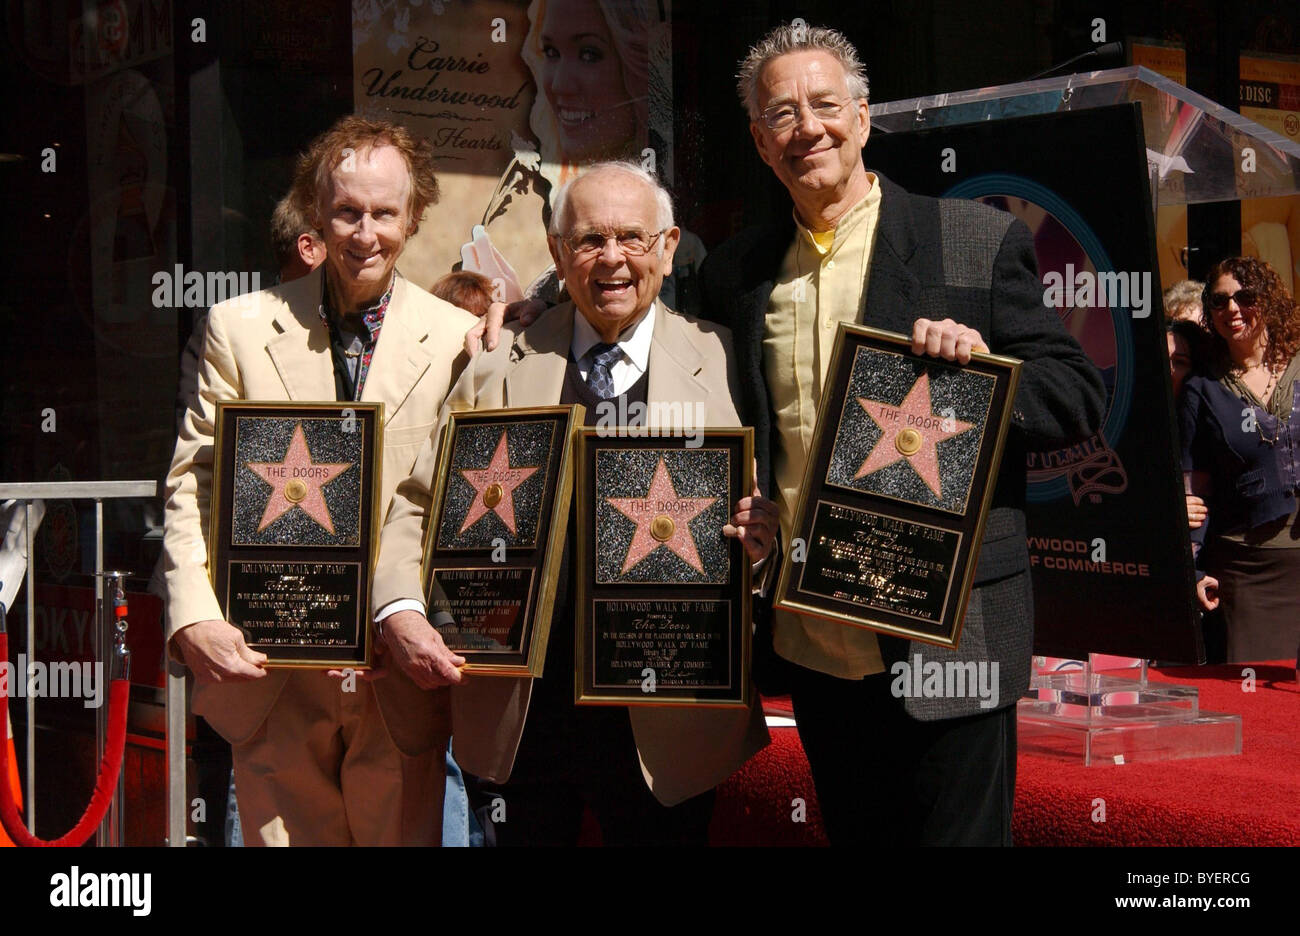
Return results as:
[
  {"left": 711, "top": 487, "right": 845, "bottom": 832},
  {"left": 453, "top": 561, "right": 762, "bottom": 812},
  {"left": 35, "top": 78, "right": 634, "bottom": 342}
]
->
[
  {"left": 1164, "top": 279, "right": 1204, "bottom": 323},
  {"left": 270, "top": 194, "right": 327, "bottom": 285}
]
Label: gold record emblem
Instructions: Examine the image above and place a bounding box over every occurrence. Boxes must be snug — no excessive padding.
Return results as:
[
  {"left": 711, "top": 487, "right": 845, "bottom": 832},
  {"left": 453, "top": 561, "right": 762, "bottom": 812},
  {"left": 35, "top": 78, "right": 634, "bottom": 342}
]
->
[
  {"left": 895, "top": 428, "right": 922, "bottom": 457},
  {"left": 483, "top": 482, "right": 504, "bottom": 509},
  {"left": 284, "top": 478, "right": 309, "bottom": 503},
  {"left": 650, "top": 515, "right": 676, "bottom": 541}
]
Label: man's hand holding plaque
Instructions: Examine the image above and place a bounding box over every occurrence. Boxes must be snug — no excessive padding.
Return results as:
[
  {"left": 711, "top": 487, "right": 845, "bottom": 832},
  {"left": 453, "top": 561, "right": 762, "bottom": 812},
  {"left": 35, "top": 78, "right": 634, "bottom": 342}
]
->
[
  {"left": 724, "top": 474, "right": 781, "bottom": 563},
  {"left": 378, "top": 609, "right": 466, "bottom": 688},
  {"left": 910, "top": 317, "right": 989, "bottom": 364}
]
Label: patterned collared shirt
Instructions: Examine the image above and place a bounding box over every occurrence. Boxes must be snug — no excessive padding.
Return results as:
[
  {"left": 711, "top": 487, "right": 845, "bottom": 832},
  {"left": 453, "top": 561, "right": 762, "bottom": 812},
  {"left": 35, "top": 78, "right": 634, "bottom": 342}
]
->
[{"left": 319, "top": 272, "right": 396, "bottom": 399}]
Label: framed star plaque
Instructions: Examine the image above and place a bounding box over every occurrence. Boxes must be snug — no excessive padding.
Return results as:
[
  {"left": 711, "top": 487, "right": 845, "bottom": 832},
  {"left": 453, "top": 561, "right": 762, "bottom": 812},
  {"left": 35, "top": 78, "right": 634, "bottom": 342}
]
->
[
  {"left": 574, "top": 428, "right": 753, "bottom": 707},
  {"left": 774, "top": 324, "right": 1021, "bottom": 649},
  {"left": 421, "top": 406, "right": 582, "bottom": 676},
  {"left": 210, "top": 401, "right": 383, "bottom": 668}
]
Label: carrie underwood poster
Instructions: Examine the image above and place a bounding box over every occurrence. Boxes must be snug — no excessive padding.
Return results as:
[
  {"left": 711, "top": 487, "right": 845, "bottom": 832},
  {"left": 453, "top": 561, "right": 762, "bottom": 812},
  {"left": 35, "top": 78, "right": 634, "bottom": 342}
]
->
[{"left": 352, "top": 0, "right": 678, "bottom": 304}]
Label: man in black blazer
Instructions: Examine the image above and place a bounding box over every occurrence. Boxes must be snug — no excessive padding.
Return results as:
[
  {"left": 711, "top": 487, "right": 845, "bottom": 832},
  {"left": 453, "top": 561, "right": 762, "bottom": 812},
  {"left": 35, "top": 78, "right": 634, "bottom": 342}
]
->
[{"left": 699, "top": 22, "right": 1105, "bottom": 846}]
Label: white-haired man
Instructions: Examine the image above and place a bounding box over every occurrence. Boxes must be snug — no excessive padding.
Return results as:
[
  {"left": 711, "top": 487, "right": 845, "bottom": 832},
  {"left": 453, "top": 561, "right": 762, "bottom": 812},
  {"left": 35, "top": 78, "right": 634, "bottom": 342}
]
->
[
  {"left": 699, "top": 23, "right": 1106, "bottom": 846},
  {"left": 372, "top": 161, "right": 774, "bottom": 845}
]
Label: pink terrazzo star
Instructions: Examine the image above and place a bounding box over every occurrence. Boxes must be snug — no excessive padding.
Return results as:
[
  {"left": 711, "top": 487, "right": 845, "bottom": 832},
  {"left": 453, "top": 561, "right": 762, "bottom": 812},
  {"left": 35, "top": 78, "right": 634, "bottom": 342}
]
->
[
  {"left": 458, "top": 431, "right": 539, "bottom": 536},
  {"left": 246, "top": 423, "right": 352, "bottom": 534},
  {"left": 854, "top": 372, "right": 974, "bottom": 499},
  {"left": 607, "top": 457, "right": 717, "bottom": 575}
]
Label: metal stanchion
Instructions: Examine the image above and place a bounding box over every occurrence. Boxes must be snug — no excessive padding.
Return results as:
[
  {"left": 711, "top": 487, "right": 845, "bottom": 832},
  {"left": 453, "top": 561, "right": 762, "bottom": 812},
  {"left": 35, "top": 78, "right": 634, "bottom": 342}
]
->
[
  {"left": 95, "top": 571, "right": 130, "bottom": 848},
  {"left": 94, "top": 501, "right": 105, "bottom": 847},
  {"left": 0, "top": 480, "right": 156, "bottom": 846},
  {"left": 23, "top": 500, "right": 34, "bottom": 835},
  {"left": 166, "top": 661, "right": 187, "bottom": 847}
]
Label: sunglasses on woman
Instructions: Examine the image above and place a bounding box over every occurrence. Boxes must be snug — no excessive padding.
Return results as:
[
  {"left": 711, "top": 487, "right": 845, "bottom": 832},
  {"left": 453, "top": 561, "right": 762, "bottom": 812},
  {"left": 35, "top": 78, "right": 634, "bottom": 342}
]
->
[{"left": 1207, "top": 288, "right": 1258, "bottom": 311}]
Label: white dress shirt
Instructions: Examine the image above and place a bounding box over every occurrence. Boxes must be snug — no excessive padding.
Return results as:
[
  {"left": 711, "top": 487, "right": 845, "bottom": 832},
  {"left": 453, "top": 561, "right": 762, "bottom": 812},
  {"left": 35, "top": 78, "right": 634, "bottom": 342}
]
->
[{"left": 569, "top": 301, "right": 656, "bottom": 396}]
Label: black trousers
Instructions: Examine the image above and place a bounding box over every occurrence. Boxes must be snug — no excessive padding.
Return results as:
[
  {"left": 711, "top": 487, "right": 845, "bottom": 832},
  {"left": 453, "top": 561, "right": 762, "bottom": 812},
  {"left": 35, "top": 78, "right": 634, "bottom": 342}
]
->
[
  {"left": 467, "top": 700, "right": 714, "bottom": 847},
  {"left": 790, "top": 666, "right": 1016, "bottom": 847}
]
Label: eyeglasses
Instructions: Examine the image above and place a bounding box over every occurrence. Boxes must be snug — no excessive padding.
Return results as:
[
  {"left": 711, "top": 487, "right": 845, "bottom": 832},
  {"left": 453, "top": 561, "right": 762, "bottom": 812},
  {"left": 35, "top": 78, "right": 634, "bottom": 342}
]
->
[
  {"left": 761, "top": 98, "right": 855, "bottom": 131},
  {"left": 1207, "top": 289, "right": 1258, "bottom": 311},
  {"left": 558, "top": 228, "right": 667, "bottom": 258}
]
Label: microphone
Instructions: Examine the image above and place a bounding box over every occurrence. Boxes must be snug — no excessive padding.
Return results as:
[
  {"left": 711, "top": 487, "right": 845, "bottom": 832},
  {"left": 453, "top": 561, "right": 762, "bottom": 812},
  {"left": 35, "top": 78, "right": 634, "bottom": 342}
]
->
[{"left": 1026, "top": 41, "right": 1124, "bottom": 81}]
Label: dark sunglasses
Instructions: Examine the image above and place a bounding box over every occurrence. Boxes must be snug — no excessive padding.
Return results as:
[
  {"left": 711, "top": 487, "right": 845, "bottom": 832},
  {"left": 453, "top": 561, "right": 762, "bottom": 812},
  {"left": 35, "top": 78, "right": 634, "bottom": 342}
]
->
[{"left": 1207, "top": 288, "right": 1257, "bottom": 311}]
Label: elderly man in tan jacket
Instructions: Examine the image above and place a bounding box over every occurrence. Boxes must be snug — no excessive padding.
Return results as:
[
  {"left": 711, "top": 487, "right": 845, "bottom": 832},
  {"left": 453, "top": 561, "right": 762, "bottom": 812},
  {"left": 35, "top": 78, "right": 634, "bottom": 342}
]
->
[
  {"left": 373, "top": 162, "right": 774, "bottom": 845},
  {"left": 162, "top": 116, "right": 478, "bottom": 845}
]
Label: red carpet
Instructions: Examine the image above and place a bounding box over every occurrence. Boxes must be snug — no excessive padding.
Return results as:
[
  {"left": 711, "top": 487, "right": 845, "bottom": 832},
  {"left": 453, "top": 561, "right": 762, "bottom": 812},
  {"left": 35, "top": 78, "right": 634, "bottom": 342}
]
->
[
  {"left": 1015, "top": 661, "right": 1300, "bottom": 846},
  {"left": 707, "top": 661, "right": 1299, "bottom": 846},
  {"left": 710, "top": 723, "right": 828, "bottom": 847}
]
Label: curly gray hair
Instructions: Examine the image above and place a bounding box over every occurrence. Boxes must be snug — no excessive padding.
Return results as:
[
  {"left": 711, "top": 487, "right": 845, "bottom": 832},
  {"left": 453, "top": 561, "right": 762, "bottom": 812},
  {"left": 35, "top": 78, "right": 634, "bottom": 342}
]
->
[
  {"left": 736, "top": 22, "right": 870, "bottom": 120},
  {"left": 1163, "top": 279, "right": 1204, "bottom": 320}
]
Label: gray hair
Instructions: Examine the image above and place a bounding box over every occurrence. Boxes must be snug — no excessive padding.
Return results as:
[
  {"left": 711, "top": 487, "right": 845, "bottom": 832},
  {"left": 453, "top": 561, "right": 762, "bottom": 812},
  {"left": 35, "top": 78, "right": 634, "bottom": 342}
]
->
[
  {"left": 737, "top": 22, "right": 870, "bottom": 120},
  {"left": 1163, "top": 279, "right": 1204, "bottom": 319},
  {"left": 548, "top": 160, "right": 676, "bottom": 241}
]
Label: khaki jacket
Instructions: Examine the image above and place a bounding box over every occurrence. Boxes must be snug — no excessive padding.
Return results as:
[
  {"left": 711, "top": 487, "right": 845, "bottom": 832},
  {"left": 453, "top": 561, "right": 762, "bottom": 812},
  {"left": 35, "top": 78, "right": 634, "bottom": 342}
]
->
[
  {"left": 373, "top": 301, "right": 771, "bottom": 806},
  {"left": 162, "top": 272, "right": 477, "bottom": 754}
]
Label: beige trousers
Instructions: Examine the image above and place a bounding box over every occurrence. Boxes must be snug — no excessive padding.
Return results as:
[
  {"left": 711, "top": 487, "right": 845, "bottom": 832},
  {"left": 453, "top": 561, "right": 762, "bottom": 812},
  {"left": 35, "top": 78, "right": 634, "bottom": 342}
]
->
[{"left": 230, "top": 671, "right": 447, "bottom": 846}]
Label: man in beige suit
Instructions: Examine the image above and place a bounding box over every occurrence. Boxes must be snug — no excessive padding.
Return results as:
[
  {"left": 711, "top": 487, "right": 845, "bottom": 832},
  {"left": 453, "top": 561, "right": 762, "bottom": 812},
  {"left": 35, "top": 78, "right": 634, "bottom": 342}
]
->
[
  {"left": 373, "top": 161, "right": 774, "bottom": 845},
  {"left": 162, "top": 116, "right": 478, "bottom": 845}
]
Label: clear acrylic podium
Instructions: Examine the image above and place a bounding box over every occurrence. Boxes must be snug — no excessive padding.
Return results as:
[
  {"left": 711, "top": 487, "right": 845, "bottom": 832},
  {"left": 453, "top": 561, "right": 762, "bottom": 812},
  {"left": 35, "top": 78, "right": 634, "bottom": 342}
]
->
[
  {"left": 1017, "top": 655, "right": 1241, "bottom": 766},
  {"left": 871, "top": 67, "right": 1300, "bottom": 765}
]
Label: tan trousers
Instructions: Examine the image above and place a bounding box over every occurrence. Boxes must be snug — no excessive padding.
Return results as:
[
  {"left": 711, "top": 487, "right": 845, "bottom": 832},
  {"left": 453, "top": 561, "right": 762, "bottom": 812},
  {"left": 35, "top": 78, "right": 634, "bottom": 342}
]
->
[{"left": 231, "top": 672, "right": 447, "bottom": 846}]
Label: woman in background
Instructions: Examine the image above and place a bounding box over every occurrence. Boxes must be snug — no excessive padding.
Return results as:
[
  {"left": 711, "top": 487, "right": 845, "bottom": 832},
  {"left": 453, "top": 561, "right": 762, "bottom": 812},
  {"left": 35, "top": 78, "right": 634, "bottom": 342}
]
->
[
  {"left": 1163, "top": 279, "right": 1204, "bottom": 324},
  {"left": 1180, "top": 257, "right": 1300, "bottom": 665},
  {"left": 1167, "top": 318, "right": 1201, "bottom": 398}
]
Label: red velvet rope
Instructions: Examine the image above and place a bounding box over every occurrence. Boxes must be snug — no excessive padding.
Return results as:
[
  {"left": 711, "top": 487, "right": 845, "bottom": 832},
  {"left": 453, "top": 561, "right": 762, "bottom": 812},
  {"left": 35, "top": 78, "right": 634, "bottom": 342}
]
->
[{"left": 0, "top": 633, "right": 130, "bottom": 847}]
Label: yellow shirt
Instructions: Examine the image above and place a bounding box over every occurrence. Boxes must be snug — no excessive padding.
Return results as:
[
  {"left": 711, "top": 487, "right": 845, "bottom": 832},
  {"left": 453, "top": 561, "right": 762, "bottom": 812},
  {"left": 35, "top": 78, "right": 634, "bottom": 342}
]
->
[{"left": 764, "top": 177, "right": 887, "bottom": 678}]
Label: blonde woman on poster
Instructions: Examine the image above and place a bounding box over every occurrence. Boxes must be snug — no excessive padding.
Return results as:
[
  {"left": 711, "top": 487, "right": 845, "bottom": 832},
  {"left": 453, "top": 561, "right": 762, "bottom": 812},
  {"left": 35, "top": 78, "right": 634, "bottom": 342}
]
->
[{"left": 460, "top": 0, "right": 705, "bottom": 313}]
